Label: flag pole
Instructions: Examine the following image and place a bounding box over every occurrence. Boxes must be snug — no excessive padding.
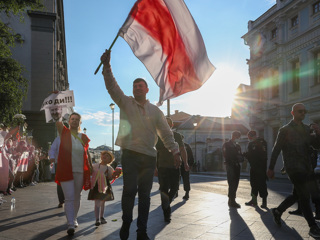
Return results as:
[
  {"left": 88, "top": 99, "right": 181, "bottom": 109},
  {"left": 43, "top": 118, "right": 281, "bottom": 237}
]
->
[{"left": 94, "top": 34, "right": 120, "bottom": 75}]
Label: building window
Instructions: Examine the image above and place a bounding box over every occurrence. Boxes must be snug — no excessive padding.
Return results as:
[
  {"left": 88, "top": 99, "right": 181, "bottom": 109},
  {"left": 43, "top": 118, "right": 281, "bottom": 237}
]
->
[
  {"left": 271, "top": 28, "right": 278, "bottom": 39},
  {"left": 291, "top": 16, "right": 299, "bottom": 27},
  {"left": 292, "top": 60, "right": 300, "bottom": 92},
  {"left": 314, "top": 52, "right": 320, "bottom": 85},
  {"left": 313, "top": 1, "right": 320, "bottom": 14}
]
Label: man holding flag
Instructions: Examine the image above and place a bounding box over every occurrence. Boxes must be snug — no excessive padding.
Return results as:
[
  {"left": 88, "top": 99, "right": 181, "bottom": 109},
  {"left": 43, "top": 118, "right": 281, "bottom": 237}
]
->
[
  {"left": 98, "top": 0, "right": 214, "bottom": 238},
  {"left": 101, "top": 50, "right": 181, "bottom": 240}
]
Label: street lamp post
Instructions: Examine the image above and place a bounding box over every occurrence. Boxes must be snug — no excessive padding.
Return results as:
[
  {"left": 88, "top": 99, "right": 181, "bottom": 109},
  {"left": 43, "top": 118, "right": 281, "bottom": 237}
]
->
[
  {"left": 193, "top": 122, "right": 197, "bottom": 170},
  {"left": 109, "top": 103, "right": 115, "bottom": 154}
]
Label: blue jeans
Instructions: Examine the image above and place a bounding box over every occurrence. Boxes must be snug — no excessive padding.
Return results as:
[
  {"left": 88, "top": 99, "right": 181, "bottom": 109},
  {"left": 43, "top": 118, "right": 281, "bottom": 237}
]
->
[{"left": 121, "top": 149, "right": 156, "bottom": 232}]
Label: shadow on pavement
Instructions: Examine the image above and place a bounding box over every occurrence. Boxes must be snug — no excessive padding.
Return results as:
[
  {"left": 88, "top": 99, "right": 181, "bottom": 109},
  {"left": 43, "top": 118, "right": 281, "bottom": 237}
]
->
[
  {"left": 0, "top": 208, "right": 64, "bottom": 233},
  {"left": 254, "top": 206, "right": 304, "bottom": 240},
  {"left": 229, "top": 208, "right": 255, "bottom": 239},
  {"left": 0, "top": 206, "right": 60, "bottom": 226}
]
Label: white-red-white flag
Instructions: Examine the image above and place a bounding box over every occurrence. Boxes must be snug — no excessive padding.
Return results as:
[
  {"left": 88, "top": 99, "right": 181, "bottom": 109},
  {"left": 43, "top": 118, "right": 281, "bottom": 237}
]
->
[
  {"left": 119, "top": 0, "right": 215, "bottom": 105},
  {"left": 15, "top": 151, "right": 29, "bottom": 173}
]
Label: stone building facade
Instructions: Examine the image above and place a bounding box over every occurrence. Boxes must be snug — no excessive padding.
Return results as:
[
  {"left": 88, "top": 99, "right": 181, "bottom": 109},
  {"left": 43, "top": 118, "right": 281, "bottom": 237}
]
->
[
  {"left": 171, "top": 111, "right": 249, "bottom": 172},
  {"left": 1, "top": 0, "right": 68, "bottom": 149},
  {"left": 242, "top": 0, "right": 320, "bottom": 172}
]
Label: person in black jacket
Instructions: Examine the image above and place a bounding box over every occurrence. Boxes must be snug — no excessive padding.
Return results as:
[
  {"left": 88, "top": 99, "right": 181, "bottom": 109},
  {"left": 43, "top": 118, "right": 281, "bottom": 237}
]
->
[
  {"left": 288, "top": 130, "right": 320, "bottom": 219},
  {"left": 243, "top": 131, "right": 268, "bottom": 208},
  {"left": 180, "top": 137, "right": 195, "bottom": 200},
  {"left": 267, "top": 103, "right": 320, "bottom": 238},
  {"left": 156, "top": 118, "right": 189, "bottom": 223},
  {"left": 222, "top": 131, "right": 243, "bottom": 208}
]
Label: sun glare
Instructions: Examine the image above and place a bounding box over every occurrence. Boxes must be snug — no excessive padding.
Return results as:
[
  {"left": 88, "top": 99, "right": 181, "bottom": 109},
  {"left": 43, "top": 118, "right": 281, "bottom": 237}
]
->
[{"left": 172, "top": 63, "right": 249, "bottom": 117}]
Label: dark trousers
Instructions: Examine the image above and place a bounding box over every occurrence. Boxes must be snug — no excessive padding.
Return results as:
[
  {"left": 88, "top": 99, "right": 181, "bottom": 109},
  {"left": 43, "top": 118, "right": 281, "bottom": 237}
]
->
[
  {"left": 180, "top": 166, "right": 190, "bottom": 192},
  {"left": 226, "top": 164, "right": 240, "bottom": 199},
  {"left": 55, "top": 165, "right": 65, "bottom": 204},
  {"left": 277, "top": 172, "right": 319, "bottom": 227},
  {"left": 121, "top": 149, "right": 156, "bottom": 233},
  {"left": 158, "top": 167, "right": 180, "bottom": 210},
  {"left": 57, "top": 184, "right": 65, "bottom": 204},
  {"left": 250, "top": 169, "right": 268, "bottom": 198}
]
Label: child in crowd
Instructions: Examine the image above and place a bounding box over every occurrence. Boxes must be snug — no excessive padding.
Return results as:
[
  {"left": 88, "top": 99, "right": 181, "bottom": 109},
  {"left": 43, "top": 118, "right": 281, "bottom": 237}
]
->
[{"left": 88, "top": 151, "right": 115, "bottom": 226}]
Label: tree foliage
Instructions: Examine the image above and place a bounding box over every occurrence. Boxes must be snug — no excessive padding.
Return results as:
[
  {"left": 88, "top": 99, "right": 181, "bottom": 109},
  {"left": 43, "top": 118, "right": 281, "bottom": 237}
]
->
[
  {"left": 0, "top": 0, "right": 43, "bottom": 125},
  {"left": 0, "top": 0, "right": 43, "bottom": 16}
]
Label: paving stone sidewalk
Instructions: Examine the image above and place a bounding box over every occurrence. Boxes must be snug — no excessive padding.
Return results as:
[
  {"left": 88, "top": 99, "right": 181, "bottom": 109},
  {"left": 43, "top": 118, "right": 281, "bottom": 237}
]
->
[{"left": 0, "top": 177, "right": 316, "bottom": 240}]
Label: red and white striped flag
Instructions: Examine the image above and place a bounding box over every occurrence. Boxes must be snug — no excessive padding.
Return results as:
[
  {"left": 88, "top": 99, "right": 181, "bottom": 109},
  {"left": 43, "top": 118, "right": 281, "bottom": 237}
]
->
[
  {"left": 119, "top": 0, "right": 215, "bottom": 105},
  {"left": 15, "top": 151, "right": 29, "bottom": 173}
]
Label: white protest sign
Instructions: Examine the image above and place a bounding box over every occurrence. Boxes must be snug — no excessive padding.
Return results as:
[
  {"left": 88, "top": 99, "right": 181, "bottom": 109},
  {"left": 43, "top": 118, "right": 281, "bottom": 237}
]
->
[
  {"left": 41, "top": 90, "right": 75, "bottom": 110},
  {"left": 41, "top": 91, "right": 75, "bottom": 123}
]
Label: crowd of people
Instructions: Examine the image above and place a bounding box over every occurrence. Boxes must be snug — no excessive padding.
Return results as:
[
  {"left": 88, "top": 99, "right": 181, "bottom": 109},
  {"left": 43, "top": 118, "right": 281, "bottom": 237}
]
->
[
  {"left": 0, "top": 127, "right": 54, "bottom": 198},
  {"left": 223, "top": 103, "right": 320, "bottom": 239},
  {"left": 1, "top": 48, "right": 320, "bottom": 240}
]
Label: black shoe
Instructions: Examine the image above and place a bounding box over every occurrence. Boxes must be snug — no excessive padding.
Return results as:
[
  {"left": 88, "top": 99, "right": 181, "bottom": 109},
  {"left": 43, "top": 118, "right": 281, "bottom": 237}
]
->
[
  {"left": 260, "top": 198, "right": 267, "bottom": 209},
  {"left": 260, "top": 203, "right": 267, "bottom": 209},
  {"left": 183, "top": 192, "right": 189, "bottom": 200},
  {"left": 228, "top": 200, "right": 241, "bottom": 208},
  {"left": 271, "top": 208, "right": 282, "bottom": 227},
  {"left": 58, "top": 203, "right": 63, "bottom": 208},
  {"left": 309, "top": 224, "right": 320, "bottom": 238},
  {"left": 67, "top": 227, "right": 75, "bottom": 236},
  {"left": 100, "top": 217, "right": 107, "bottom": 224},
  {"left": 120, "top": 222, "right": 130, "bottom": 240},
  {"left": 163, "top": 207, "right": 171, "bottom": 223},
  {"left": 245, "top": 199, "right": 257, "bottom": 206},
  {"left": 288, "top": 209, "right": 302, "bottom": 216},
  {"left": 95, "top": 219, "right": 100, "bottom": 226},
  {"left": 137, "top": 231, "right": 150, "bottom": 240}
]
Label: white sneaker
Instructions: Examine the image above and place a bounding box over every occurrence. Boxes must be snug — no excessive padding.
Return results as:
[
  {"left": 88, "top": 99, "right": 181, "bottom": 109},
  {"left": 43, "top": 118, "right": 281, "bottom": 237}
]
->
[
  {"left": 74, "top": 219, "right": 79, "bottom": 228},
  {"left": 29, "top": 183, "right": 36, "bottom": 186}
]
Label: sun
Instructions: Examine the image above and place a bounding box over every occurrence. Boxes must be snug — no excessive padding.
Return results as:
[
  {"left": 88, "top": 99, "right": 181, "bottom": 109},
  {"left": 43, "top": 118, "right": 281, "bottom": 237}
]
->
[{"left": 170, "top": 62, "right": 249, "bottom": 117}]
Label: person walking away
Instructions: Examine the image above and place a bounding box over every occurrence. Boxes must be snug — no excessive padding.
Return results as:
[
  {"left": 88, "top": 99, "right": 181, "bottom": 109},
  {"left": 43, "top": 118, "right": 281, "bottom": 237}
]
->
[
  {"left": 222, "top": 131, "right": 243, "bottom": 208},
  {"left": 267, "top": 103, "right": 320, "bottom": 238},
  {"left": 156, "top": 117, "right": 188, "bottom": 223},
  {"left": 180, "top": 136, "right": 194, "bottom": 200},
  {"left": 243, "top": 130, "right": 268, "bottom": 208},
  {"left": 101, "top": 50, "right": 181, "bottom": 240}
]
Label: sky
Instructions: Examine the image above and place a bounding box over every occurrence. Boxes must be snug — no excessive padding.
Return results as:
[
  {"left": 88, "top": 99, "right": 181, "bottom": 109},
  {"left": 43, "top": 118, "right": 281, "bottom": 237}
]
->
[{"left": 63, "top": 0, "right": 276, "bottom": 149}]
